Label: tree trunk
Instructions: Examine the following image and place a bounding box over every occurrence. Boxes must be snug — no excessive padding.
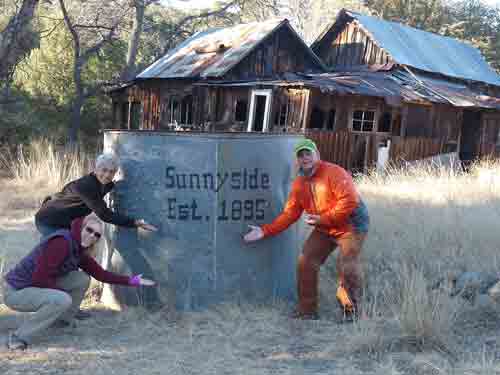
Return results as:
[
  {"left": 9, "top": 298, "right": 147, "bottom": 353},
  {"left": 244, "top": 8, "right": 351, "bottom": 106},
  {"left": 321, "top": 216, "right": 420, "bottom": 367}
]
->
[
  {"left": 68, "top": 59, "right": 85, "bottom": 145},
  {"left": 122, "top": 0, "right": 145, "bottom": 81},
  {"left": 0, "top": 0, "right": 40, "bottom": 84},
  {"left": 68, "top": 95, "right": 85, "bottom": 145}
]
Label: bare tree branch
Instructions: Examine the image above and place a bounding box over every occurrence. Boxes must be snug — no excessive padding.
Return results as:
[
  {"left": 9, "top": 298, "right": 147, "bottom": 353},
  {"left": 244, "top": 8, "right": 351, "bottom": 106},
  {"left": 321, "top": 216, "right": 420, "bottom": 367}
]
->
[
  {"left": 57, "top": 0, "right": 131, "bottom": 143},
  {"left": 0, "top": 0, "right": 40, "bottom": 88}
]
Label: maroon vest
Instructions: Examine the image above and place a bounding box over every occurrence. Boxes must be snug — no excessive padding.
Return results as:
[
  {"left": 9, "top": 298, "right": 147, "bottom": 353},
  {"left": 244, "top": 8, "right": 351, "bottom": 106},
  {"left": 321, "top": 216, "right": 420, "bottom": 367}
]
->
[{"left": 5, "top": 230, "right": 80, "bottom": 289}]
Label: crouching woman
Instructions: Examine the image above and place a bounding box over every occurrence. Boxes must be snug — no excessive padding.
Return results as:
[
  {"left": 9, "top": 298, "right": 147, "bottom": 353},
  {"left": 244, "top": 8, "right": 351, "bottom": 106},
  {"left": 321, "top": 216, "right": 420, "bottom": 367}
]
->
[{"left": 3, "top": 213, "right": 155, "bottom": 351}]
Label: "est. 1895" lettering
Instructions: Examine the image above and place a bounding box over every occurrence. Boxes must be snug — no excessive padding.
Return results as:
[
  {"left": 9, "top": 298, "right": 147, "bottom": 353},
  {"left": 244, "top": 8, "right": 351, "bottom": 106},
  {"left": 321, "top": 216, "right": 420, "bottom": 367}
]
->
[{"left": 166, "top": 198, "right": 267, "bottom": 221}]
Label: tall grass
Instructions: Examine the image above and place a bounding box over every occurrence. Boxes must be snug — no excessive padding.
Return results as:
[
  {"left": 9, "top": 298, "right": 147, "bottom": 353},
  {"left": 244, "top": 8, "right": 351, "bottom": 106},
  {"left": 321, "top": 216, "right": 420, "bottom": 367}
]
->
[
  {"left": 0, "top": 139, "right": 93, "bottom": 190},
  {"left": 2, "top": 140, "right": 500, "bottom": 370},
  {"left": 322, "top": 160, "right": 500, "bottom": 358}
]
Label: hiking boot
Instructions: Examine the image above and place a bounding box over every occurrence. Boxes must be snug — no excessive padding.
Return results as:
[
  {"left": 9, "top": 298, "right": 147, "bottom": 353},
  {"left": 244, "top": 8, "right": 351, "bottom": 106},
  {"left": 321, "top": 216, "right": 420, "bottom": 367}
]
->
[
  {"left": 50, "top": 319, "right": 76, "bottom": 329},
  {"left": 339, "top": 310, "right": 358, "bottom": 324},
  {"left": 74, "top": 309, "right": 92, "bottom": 320},
  {"left": 291, "top": 310, "right": 320, "bottom": 320},
  {"left": 7, "top": 333, "right": 28, "bottom": 351}
]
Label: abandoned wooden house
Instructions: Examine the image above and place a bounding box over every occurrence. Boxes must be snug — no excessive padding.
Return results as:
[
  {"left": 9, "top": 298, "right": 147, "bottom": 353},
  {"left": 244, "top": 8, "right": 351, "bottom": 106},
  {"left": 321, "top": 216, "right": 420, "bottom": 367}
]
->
[
  {"left": 109, "top": 10, "right": 500, "bottom": 170},
  {"left": 307, "top": 9, "right": 500, "bottom": 169},
  {"left": 108, "top": 18, "right": 325, "bottom": 131}
]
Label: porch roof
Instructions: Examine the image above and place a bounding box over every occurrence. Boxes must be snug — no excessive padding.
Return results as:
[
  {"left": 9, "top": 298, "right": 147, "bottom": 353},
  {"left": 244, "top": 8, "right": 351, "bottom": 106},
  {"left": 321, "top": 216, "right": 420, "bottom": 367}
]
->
[{"left": 196, "top": 69, "right": 500, "bottom": 110}]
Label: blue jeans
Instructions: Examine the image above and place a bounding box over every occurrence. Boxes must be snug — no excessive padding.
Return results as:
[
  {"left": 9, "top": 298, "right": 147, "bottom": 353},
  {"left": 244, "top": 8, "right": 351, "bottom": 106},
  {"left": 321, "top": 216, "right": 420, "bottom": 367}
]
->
[{"left": 35, "top": 219, "right": 63, "bottom": 237}]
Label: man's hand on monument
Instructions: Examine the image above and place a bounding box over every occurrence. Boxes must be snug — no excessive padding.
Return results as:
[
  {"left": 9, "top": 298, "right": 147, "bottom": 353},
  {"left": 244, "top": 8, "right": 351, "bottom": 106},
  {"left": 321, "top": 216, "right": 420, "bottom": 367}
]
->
[
  {"left": 244, "top": 225, "right": 264, "bottom": 243},
  {"left": 304, "top": 214, "right": 321, "bottom": 226}
]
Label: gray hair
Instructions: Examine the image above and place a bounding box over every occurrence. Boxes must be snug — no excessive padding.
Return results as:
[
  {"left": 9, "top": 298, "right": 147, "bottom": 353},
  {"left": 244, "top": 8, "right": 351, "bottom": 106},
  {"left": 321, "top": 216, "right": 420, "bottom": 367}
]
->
[{"left": 95, "top": 153, "right": 119, "bottom": 171}]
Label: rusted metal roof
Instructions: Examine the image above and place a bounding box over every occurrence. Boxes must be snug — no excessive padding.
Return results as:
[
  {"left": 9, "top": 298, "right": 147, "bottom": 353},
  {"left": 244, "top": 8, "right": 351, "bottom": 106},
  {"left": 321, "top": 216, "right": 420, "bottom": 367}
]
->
[
  {"left": 391, "top": 70, "right": 500, "bottom": 108},
  {"left": 197, "top": 69, "right": 500, "bottom": 110},
  {"left": 137, "top": 19, "right": 291, "bottom": 79},
  {"left": 312, "top": 9, "right": 500, "bottom": 87}
]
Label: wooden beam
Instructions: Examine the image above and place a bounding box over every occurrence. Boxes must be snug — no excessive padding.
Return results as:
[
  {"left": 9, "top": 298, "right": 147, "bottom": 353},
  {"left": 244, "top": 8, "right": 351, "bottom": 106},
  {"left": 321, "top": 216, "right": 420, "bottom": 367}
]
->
[
  {"left": 302, "top": 89, "right": 312, "bottom": 131},
  {"left": 127, "top": 101, "right": 132, "bottom": 130}
]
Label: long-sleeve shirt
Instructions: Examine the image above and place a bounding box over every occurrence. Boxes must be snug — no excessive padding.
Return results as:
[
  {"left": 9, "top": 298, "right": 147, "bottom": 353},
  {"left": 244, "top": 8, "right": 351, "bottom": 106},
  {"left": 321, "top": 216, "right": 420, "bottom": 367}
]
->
[
  {"left": 31, "top": 237, "right": 130, "bottom": 289},
  {"left": 261, "top": 161, "right": 369, "bottom": 238},
  {"left": 35, "top": 173, "right": 135, "bottom": 229}
]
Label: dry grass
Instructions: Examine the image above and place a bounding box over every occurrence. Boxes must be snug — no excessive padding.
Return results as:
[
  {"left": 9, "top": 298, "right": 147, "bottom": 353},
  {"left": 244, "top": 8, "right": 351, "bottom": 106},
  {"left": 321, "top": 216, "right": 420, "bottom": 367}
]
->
[
  {"left": 2, "top": 144, "right": 500, "bottom": 374},
  {"left": 0, "top": 139, "right": 92, "bottom": 191}
]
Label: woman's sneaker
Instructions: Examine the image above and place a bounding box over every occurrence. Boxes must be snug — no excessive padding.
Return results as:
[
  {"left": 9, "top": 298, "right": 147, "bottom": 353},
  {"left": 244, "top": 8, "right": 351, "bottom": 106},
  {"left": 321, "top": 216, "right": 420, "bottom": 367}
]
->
[
  {"left": 7, "top": 333, "right": 28, "bottom": 351},
  {"left": 74, "top": 309, "right": 92, "bottom": 320}
]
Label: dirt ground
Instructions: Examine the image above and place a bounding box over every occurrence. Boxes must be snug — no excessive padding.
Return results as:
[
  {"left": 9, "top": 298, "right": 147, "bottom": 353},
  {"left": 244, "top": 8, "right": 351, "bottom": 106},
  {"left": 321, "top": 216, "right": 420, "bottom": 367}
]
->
[
  {"left": 0, "top": 217, "right": 388, "bottom": 375},
  {"left": 2, "top": 172, "right": 500, "bottom": 374}
]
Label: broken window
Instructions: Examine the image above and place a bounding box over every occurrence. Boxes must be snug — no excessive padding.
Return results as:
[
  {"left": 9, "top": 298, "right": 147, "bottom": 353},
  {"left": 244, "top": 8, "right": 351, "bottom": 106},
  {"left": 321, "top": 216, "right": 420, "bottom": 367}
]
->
[
  {"left": 120, "top": 102, "right": 128, "bottom": 128},
  {"left": 235, "top": 99, "right": 248, "bottom": 122},
  {"left": 165, "top": 95, "right": 193, "bottom": 127},
  {"left": 309, "top": 107, "right": 325, "bottom": 129},
  {"left": 352, "top": 110, "right": 375, "bottom": 132},
  {"left": 378, "top": 112, "right": 392, "bottom": 133}
]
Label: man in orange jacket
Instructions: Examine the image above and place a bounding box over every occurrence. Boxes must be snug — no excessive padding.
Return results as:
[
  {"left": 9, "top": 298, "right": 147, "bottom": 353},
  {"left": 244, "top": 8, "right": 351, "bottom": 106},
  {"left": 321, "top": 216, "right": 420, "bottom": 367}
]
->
[{"left": 244, "top": 138, "right": 369, "bottom": 321}]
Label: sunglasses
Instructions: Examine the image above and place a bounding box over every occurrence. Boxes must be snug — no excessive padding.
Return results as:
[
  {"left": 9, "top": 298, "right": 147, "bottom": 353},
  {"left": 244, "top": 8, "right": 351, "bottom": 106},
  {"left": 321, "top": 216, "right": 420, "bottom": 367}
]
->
[{"left": 85, "top": 226, "right": 102, "bottom": 239}]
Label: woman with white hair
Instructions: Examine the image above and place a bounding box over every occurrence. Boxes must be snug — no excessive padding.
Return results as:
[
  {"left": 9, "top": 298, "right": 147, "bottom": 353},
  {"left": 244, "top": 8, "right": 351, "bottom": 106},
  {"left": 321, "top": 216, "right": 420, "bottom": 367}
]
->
[
  {"left": 4, "top": 213, "right": 155, "bottom": 351},
  {"left": 35, "top": 153, "right": 157, "bottom": 235}
]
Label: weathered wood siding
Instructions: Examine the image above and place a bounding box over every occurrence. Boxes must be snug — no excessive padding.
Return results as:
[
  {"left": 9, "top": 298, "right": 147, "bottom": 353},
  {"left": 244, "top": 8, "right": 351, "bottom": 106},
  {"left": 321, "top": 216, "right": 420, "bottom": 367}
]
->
[
  {"left": 390, "top": 137, "right": 446, "bottom": 162},
  {"left": 307, "top": 130, "right": 391, "bottom": 171},
  {"left": 224, "top": 26, "right": 323, "bottom": 80},
  {"left": 314, "top": 20, "right": 392, "bottom": 69},
  {"left": 479, "top": 112, "right": 500, "bottom": 157},
  {"left": 110, "top": 23, "right": 324, "bottom": 131},
  {"left": 111, "top": 80, "right": 202, "bottom": 130}
]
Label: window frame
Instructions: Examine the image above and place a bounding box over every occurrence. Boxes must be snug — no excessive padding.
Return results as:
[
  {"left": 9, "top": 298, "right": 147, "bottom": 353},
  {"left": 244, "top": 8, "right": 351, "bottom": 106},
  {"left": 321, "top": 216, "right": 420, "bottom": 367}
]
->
[
  {"left": 350, "top": 108, "right": 393, "bottom": 134},
  {"left": 247, "top": 89, "right": 273, "bottom": 132}
]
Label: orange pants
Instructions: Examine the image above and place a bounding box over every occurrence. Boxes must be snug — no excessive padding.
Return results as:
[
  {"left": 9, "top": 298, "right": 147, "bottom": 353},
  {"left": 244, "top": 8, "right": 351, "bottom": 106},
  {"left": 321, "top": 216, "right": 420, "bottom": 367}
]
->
[{"left": 297, "top": 230, "right": 366, "bottom": 315}]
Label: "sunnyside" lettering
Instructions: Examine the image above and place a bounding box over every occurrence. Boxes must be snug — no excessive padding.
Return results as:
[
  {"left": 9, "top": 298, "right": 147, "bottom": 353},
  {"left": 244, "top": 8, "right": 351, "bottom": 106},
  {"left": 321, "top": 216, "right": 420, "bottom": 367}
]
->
[{"left": 165, "top": 166, "right": 271, "bottom": 192}]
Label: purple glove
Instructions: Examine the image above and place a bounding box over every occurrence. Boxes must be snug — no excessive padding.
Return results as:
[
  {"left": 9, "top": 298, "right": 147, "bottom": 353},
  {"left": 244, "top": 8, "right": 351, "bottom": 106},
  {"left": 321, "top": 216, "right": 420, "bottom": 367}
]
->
[{"left": 129, "top": 275, "right": 141, "bottom": 286}]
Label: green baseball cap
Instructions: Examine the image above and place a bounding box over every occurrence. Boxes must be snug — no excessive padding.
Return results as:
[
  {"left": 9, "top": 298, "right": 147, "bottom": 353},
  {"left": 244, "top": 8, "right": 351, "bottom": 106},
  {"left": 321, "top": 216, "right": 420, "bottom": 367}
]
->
[{"left": 294, "top": 138, "right": 318, "bottom": 156}]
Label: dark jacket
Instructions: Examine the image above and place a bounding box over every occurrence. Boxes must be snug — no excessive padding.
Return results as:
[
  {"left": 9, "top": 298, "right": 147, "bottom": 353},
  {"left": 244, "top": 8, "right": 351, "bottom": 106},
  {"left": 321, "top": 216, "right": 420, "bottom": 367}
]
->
[
  {"left": 5, "top": 218, "right": 131, "bottom": 290},
  {"left": 35, "top": 173, "right": 135, "bottom": 229}
]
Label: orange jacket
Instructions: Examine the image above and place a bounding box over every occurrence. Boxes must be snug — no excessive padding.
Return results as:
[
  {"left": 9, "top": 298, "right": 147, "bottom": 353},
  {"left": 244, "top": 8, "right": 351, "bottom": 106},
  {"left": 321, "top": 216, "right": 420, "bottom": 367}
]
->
[{"left": 262, "top": 161, "right": 365, "bottom": 238}]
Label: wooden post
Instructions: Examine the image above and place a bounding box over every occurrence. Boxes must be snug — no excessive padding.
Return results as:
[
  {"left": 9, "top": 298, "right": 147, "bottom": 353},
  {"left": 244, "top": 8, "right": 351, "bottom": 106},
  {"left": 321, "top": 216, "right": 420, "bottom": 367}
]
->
[
  {"left": 400, "top": 105, "right": 408, "bottom": 137},
  {"left": 127, "top": 100, "right": 132, "bottom": 130},
  {"left": 301, "top": 89, "right": 311, "bottom": 131}
]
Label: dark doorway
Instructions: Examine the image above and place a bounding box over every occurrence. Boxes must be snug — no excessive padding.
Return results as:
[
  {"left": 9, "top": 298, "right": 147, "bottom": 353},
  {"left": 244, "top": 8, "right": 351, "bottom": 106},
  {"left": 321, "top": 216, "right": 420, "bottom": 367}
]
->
[
  {"left": 378, "top": 112, "right": 392, "bottom": 133},
  {"left": 327, "top": 109, "right": 336, "bottom": 130},
  {"left": 459, "top": 110, "right": 481, "bottom": 167},
  {"left": 130, "top": 102, "right": 141, "bottom": 129},
  {"left": 235, "top": 100, "right": 248, "bottom": 122},
  {"left": 253, "top": 96, "right": 267, "bottom": 132},
  {"left": 309, "top": 107, "right": 325, "bottom": 129}
]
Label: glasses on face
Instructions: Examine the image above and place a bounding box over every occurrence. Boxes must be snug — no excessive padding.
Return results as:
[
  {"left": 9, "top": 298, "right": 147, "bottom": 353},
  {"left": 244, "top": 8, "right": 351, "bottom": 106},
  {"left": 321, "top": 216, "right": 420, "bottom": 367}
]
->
[{"left": 85, "top": 226, "right": 102, "bottom": 239}]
